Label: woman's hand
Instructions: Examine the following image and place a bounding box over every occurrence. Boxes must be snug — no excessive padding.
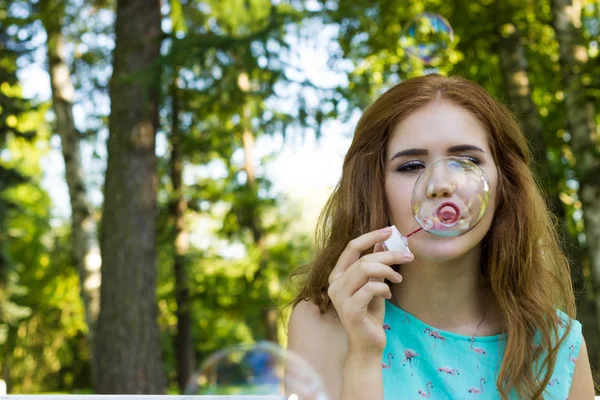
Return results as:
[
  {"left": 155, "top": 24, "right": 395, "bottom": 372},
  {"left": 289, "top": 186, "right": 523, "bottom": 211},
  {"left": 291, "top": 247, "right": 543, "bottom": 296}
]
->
[{"left": 327, "top": 227, "right": 414, "bottom": 358}]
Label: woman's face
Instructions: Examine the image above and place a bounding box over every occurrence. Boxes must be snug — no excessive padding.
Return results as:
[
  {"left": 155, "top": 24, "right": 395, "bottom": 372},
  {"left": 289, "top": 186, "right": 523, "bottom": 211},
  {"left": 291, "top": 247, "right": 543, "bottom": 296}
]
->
[{"left": 385, "top": 100, "right": 499, "bottom": 262}]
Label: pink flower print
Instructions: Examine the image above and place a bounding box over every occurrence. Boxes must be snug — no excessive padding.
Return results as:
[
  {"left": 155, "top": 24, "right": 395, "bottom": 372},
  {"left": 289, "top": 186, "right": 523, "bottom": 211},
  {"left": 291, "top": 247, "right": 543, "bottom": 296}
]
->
[
  {"left": 382, "top": 352, "right": 394, "bottom": 369},
  {"left": 424, "top": 327, "right": 446, "bottom": 348},
  {"left": 548, "top": 378, "right": 559, "bottom": 386},
  {"left": 469, "top": 337, "right": 487, "bottom": 369},
  {"left": 403, "top": 348, "right": 418, "bottom": 376},
  {"left": 403, "top": 349, "right": 418, "bottom": 364},
  {"left": 437, "top": 366, "right": 460, "bottom": 376},
  {"left": 568, "top": 344, "right": 578, "bottom": 364},
  {"left": 383, "top": 323, "right": 391, "bottom": 331},
  {"left": 418, "top": 381, "right": 433, "bottom": 397},
  {"left": 468, "top": 378, "right": 486, "bottom": 398},
  {"left": 424, "top": 328, "right": 446, "bottom": 341}
]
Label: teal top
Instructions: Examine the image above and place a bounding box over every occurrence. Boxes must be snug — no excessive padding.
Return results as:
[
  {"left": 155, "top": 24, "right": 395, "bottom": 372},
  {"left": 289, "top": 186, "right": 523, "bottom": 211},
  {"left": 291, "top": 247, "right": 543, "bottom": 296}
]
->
[{"left": 382, "top": 299, "right": 582, "bottom": 399}]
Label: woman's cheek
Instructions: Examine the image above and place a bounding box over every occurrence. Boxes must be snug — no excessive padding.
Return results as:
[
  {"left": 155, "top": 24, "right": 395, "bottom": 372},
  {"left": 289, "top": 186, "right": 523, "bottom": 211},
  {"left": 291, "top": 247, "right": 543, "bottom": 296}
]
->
[{"left": 391, "top": 196, "right": 414, "bottom": 232}]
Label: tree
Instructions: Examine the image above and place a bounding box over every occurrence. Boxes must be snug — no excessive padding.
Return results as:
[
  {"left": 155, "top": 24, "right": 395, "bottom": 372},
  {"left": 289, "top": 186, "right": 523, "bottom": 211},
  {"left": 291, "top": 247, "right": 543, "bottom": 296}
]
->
[
  {"left": 0, "top": 0, "right": 35, "bottom": 391},
  {"left": 160, "top": 0, "right": 324, "bottom": 389},
  {"left": 551, "top": 0, "right": 600, "bottom": 369},
  {"left": 38, "top": 1, "right": 102, "bottom": 384},
  {"left": 94, "top": 0, "right": 165, "bottom": 392}
]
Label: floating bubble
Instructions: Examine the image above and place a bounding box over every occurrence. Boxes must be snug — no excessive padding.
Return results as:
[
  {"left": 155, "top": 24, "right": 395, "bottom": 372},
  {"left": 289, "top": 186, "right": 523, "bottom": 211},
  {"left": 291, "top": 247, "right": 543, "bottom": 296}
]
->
[
  {"left": 400, "top": 13, "right": 454, "bottom": 65},
  {"left": 185, "top": 341, "right": 328, "bottom": 400},
  {"left": 411, "top": 157, "right": 490, "bottom": 237}
]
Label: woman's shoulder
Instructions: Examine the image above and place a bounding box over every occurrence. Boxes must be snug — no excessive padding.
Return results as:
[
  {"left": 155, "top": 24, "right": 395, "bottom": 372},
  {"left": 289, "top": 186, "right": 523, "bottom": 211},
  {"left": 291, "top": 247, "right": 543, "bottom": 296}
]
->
[
  {"left": 555, "top": 309, "right": 583, "bottom": 357},
  {"left": 532, "top": 308, "right": 582, "bottom": 357},
  {"left": 287, "top": 300, "right": 348, "bottom": 399},
  {"left": 288, "top": 299, "right": 348, "bottom": 350},
  {"left": 289, "top": 299, "right": 342, "bottom": 324},
  {"left": 546, "top": 308, "right": 583, "bottom": 388},
  {"left": 555, "top": 308, "right": 582, "bottom": 342}
]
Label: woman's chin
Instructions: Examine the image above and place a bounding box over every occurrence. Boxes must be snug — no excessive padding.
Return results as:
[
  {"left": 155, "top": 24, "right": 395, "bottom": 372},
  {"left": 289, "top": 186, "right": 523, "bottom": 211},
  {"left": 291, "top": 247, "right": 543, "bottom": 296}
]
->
[{"left": 410, "top": 237, "right": 480, "bottom": 263}]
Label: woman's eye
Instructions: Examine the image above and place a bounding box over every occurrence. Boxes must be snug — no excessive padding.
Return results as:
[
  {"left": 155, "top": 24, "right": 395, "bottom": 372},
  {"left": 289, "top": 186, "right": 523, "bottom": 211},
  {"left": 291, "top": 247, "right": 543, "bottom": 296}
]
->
[
  {"left": 461, "top": 156, "right": 481, "bottom": 164},
  {"left": 396, "top": 161, "right": 425, "bottom": 173}
]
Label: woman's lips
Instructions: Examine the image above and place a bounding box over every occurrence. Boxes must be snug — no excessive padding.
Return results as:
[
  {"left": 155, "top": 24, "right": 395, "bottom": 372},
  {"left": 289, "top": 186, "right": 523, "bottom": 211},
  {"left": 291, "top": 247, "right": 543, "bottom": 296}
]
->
[{"left": 436, "top": 201, "right": 461, "bottom": 225}]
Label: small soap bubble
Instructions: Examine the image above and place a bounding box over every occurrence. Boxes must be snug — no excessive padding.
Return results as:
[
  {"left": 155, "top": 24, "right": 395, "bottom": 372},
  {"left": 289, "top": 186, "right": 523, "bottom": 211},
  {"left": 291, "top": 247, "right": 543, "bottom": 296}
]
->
[
  {"left": 185, "top": 341, "right": 328, "bottom": 400},
  {"left": 411, "top": 157, "right": 491, "bottom": 237},
  {"left": 400, "top": 13, "right": 454, "bottom": 64}
]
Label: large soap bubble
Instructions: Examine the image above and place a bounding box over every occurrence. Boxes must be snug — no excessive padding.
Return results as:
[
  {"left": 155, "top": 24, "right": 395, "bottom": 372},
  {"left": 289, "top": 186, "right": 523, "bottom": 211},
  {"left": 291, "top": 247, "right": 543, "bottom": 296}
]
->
[
  {"left": 185, "top": 341, "right": 328, "bottom": 400},
  {"left": 411, "top": 157, "right": 490, "bottom": 237},
  {"left": 400, "top": 13, "right": 454, "bottom": 65}
]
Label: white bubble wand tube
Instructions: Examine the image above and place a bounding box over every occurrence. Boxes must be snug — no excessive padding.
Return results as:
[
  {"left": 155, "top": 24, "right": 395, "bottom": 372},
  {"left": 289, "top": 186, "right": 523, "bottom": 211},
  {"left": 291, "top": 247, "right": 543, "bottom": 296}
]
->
[{"left": 382, "top": 225, "right": 422, "bottom": 253}]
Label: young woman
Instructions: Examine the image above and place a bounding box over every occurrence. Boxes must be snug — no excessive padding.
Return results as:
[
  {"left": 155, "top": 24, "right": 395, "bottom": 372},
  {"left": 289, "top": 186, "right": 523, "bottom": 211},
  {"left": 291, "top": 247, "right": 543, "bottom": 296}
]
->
[{"left": 286, "top": 74, "right": 595, "bottom": 399}]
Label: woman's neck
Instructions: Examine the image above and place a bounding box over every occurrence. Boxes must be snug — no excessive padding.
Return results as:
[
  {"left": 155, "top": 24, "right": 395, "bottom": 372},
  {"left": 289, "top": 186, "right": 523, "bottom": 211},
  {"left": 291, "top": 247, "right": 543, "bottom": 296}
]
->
[{"left": 390, "top": 247, "right": 504, "bottom": 336}]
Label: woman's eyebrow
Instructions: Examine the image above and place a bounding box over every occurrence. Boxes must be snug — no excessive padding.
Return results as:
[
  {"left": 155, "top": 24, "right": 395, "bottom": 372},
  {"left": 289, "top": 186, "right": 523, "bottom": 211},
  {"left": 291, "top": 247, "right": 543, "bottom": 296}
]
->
[
  {"left": 388, "top": 144, "right": 486, "bottom": 162},
  {"left": 447, "top": 144, "right": 486, "bottom": 154}
]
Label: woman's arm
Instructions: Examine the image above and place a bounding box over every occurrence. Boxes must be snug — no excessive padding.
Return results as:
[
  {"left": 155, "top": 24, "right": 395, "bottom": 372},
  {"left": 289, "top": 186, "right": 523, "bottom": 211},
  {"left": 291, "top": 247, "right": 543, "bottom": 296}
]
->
[
  {"left": 567, "top": 336, "right": 595, "bottom": 399},
  {"left": 287, "top": 300, "right": 385, "bottom": 400},
  {"left": 341, "top": 351, "right": 384, "bottom": 400},
  {"left": 287, "top": 300, "right": 345, "bottom": 399}
]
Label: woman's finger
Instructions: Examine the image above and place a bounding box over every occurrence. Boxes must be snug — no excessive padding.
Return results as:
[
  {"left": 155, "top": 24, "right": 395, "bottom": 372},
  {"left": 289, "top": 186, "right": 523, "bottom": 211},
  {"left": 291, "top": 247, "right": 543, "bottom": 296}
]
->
[
  {"left": 345, "top": 281, "right": 392, "bottom": 312},
  {"left": 353, "top": 250, "right": 413, "bottom": 267},
  {"left": 329, "top": 227, "right": 393, "bottom": 284},
  {"left": 339, "top": 262, "right": 402, "bottom": 298}
]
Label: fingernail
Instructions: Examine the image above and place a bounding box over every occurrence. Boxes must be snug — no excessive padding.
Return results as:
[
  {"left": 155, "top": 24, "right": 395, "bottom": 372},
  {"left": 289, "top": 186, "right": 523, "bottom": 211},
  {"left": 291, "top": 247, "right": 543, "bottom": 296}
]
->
[
  {"left": 403, "top": 252, "right": 414, "bottom": 260},
  {"left": 380, "top": 226, "right": 392, "bottom": 233},
  {"left": 393, "top": 273, "right": 402, "bottom": 283}
]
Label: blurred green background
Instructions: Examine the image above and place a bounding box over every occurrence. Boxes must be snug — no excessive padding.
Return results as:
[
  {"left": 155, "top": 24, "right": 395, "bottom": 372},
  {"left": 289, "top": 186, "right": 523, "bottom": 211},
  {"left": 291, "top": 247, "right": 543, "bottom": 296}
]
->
[{"left": 0, "top": 0, "right": 599, "bottom": 393}]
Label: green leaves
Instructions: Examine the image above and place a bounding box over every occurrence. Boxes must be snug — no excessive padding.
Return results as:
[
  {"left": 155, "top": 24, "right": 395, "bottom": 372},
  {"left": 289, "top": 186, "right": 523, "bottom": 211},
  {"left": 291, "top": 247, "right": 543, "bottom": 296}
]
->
[{"left": 6, "top": 0, "right": 600, "bottom": 393}]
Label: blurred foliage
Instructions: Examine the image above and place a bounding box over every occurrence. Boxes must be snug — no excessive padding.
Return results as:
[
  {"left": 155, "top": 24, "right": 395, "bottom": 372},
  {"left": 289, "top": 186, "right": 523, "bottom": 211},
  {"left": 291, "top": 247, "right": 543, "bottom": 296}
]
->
[
  {"left": 319, "top": 0, "right": 600, "bottom": 245},
  {"left": 0, "top": 4, "right": 89, "bottom": 388},
  {"left": 1, "top": 0, "right": 599, "bottom": 393},
  {"left": 0, "top": 0, "right": 35, "bottom": 379},
  {"left": 156, "top": 0, "right": 321, "bottom": 390}
]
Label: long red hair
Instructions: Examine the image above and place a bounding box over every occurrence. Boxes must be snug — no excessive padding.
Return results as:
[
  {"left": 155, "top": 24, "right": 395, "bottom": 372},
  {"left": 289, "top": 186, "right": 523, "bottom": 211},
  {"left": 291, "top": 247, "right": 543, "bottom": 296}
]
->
[{"left": 289, "top": 74, "right": 576, "bottom": 398}]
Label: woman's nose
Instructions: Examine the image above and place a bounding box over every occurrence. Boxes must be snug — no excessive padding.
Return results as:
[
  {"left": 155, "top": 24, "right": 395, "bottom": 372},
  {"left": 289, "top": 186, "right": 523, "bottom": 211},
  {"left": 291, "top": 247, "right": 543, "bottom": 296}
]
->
[
  {"left": 426, "top": 178, "right": 454, "bottom": 198},
  {"left": 427, "top": 162, "right": 454, "bottom": 199}
]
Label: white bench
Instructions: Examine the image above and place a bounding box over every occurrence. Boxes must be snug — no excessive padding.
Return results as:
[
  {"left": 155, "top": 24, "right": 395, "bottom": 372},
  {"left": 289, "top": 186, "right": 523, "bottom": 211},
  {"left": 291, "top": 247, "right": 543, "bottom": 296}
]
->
[
  {"left": 3, "top": 396, "right": 600, "bottom": 399},
  {"left": 1, "top": 397, "right": 284, "bottom": 400}
]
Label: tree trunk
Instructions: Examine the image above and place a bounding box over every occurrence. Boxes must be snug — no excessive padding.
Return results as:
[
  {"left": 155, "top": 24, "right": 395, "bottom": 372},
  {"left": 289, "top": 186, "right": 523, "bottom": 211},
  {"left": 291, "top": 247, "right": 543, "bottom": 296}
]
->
[
  {"left": 497, "top": 23, "right": 575, "bottom": 250},
  {"left": 94, "top": 0, "right": 165, "bottom": 393},
  {"left": 262, "top": 308, "right": 279, "bottom": 342},
  {"left": 238, "top": 72, "right": 278, "bottom": 343},
  {"left": 242, "top": 128, "right": 278, "bottom": 343},
  {"left": 169, "top": 71, "right": 195, "bottom": 393},
  {"left": 2, "top": 340, "right": 9, "bottom": 394},
  {"left": 2, "top": 325, "right": 16, "bottom": 394},
  {"left": 498, "top": 25, "right": 548, "bottom": 183},
  {"left": 238, "top": 73, "right": 262, "bottom": 241},
  {"left": 39, "top": 0, "right": 101, "bottom": 383},
  {"left": 552, "top": 0, "right": 600, "bottom": 370},
  {"left": 497, "top": 23, "right": 598, "bottom": 370}
]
